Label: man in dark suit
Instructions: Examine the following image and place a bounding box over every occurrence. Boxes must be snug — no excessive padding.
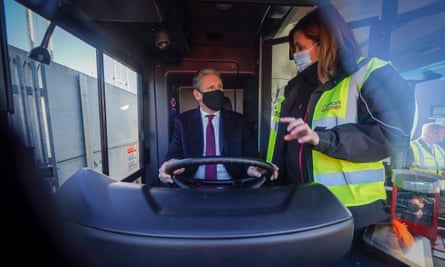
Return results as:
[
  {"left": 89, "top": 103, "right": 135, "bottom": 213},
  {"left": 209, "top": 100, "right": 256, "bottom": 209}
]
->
[{"left": 158, "top": 68, "right": 278, "bottom": 184}]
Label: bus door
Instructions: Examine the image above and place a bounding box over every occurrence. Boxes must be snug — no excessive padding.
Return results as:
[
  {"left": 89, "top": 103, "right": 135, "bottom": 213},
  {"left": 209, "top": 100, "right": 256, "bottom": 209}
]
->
[
  {"left": 9, "top": 52, "right": 58, "bottom": 190},
  {"left": 3, "top": 1, "right": 144, "bottom": 187}
]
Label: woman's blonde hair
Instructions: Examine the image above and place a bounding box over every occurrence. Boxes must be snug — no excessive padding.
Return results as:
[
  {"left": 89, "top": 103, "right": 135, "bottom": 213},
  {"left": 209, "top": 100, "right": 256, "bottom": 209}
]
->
[{"left": 288, "top": 3, "right": 360, "bottom": 83}]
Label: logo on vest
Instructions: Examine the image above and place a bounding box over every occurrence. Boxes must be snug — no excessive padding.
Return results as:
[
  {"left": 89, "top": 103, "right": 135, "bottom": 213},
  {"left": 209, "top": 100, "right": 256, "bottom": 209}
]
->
[{"left": 322, "top": 100, "right": 342, "bottom": 112}]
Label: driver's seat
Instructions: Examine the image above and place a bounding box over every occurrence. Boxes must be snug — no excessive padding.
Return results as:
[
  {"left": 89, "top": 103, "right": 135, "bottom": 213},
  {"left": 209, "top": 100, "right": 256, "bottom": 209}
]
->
[{"left": 55, "top": 168, "right": 353, "bottom": 267}]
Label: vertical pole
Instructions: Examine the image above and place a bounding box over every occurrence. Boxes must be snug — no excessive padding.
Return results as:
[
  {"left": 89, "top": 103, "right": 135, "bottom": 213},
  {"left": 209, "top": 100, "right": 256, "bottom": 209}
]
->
[
  {"left": 97, "top": 50, "right": 109, "bottom": 175},
  {"left": 29, "top": 60, "right": 48, "bottom": 164}
]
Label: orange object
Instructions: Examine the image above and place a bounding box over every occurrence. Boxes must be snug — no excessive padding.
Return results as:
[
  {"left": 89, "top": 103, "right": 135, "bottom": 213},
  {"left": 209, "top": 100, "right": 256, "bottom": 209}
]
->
[{"left": 393, "top": 219, "right": 415, "bottom": 247}]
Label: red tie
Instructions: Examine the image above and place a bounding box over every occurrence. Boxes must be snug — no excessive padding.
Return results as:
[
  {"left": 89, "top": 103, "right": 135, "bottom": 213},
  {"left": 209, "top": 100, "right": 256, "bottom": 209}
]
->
[{"left": 205, "top": 115, "right": 217, "bottom": 179}]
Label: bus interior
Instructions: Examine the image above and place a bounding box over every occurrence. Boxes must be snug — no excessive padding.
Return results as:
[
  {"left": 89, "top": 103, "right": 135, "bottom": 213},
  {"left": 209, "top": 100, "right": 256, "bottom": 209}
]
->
[{"left": 2, "top": 0, "right": 445, "bottom": 266}]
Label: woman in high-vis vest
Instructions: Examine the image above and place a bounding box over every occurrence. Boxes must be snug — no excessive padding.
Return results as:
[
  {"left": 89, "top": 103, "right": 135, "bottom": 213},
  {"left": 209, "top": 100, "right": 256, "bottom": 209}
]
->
[{"left": 267, "top": 2, "right": 415, "bottom": 241}]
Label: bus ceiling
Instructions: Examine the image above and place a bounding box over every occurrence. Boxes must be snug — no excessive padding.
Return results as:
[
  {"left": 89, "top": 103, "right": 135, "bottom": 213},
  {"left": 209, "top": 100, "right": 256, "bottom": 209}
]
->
[
  {"left": 16, "top": 0, "right": 316, "bottom": 65},
  {"left": 15, "top": 0, "right": 445, "bottom": 79}
]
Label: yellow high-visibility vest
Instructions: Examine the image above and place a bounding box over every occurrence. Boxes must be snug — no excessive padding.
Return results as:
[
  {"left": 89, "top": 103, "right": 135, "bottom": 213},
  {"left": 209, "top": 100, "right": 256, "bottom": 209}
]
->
[
  {"left": 267, "top": 57, "right": 390, "bottom": 207},
  {"left": 410, "top": 140, "right": 445, "bottom": 175},
  {"left": 311, "top": 57, "right": 389, "bottom": 207},
  {"left": 312, "top": 58, "right": 389, "bottom": 206},
  {"left": 266, "top": 95, "right": 285, "bottom": 162}
]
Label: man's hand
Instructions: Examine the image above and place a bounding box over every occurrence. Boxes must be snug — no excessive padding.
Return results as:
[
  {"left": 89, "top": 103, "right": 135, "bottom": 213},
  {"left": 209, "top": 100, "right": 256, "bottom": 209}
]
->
[
  {"left": 247, "top": 163, "right": 279, "bottom": 181},
  {"left": 158, "top": 159, "right": 185, "bottom": 184}
]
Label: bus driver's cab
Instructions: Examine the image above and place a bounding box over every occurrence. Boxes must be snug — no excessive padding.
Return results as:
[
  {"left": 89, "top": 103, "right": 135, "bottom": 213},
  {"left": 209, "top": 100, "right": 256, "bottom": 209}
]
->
[{"left": 1, "top": 0, "right": 445, "bottom": 266}]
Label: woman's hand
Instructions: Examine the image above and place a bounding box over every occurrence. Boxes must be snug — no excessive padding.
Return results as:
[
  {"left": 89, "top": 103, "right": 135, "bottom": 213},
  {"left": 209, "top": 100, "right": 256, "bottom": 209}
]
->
[{"left": 280, "top": 117, "right": 319, "bottom": 146}]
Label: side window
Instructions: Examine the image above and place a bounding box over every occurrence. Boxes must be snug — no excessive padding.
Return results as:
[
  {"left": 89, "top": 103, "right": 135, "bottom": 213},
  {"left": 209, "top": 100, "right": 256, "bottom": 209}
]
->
[
  {"left": 5, "top": 1, "right": 141, "bottom": 185},
  {"left": 5, "top": 1, "right": 100, "bottom": 187},
  {"left": 4, "top": 1, "right": 142, "bottom": 187},
  {"left": 5, "top": 1, "right": 140, "bottom": 189},
  {"left": 103, "top": 54, "right": 141, "bottom": 179}
]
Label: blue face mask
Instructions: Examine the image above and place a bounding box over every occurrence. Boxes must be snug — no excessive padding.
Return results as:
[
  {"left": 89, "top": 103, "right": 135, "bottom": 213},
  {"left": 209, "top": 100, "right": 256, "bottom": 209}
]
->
[{"left": 293, "top": 43, "right": 318, "bottom": 73}]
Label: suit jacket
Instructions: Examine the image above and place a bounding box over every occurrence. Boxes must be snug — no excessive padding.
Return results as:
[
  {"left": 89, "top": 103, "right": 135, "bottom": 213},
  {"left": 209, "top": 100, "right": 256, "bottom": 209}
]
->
[{"left": 164, "top": 108, "right": 258, "bottom": 179}]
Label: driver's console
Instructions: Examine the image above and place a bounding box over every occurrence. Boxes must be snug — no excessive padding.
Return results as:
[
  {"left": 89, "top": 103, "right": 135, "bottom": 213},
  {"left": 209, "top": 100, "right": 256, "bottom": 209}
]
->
[{"left": 55, "top": 167, "right": 353, "bottom": 267}]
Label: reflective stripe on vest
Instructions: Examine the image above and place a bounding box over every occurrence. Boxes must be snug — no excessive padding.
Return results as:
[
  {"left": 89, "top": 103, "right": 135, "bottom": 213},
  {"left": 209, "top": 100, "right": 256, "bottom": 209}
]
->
[
  {"left": 410, "top": 140, "right": 445, "bottom": 174},
  {"left": 267, "top": 95, "right": 285, "bottom": 162},
  {"left": 316, "top": 166, "right": 385, "bottom": 186},
  {"left": 311, "top": 57, "right": 389, "bottom": 207}
]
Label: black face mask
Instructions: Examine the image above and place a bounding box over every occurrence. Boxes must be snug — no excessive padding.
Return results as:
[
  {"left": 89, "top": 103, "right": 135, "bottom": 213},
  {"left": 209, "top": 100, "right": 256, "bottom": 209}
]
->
[{"left": 202, "top": 90, "right": 224, "bottom": 111}]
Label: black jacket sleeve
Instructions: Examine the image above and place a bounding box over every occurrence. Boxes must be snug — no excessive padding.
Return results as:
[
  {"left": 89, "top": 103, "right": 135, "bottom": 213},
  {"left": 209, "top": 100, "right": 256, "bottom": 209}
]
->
[{"left": 164, "top": 116, "right": 186, "bottom": 161}]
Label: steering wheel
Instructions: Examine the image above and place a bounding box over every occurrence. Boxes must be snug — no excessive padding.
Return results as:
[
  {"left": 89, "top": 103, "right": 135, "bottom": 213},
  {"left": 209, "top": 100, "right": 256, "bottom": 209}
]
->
[{"left": 165, "top": 156, "right": 275, "bottom": 189}]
